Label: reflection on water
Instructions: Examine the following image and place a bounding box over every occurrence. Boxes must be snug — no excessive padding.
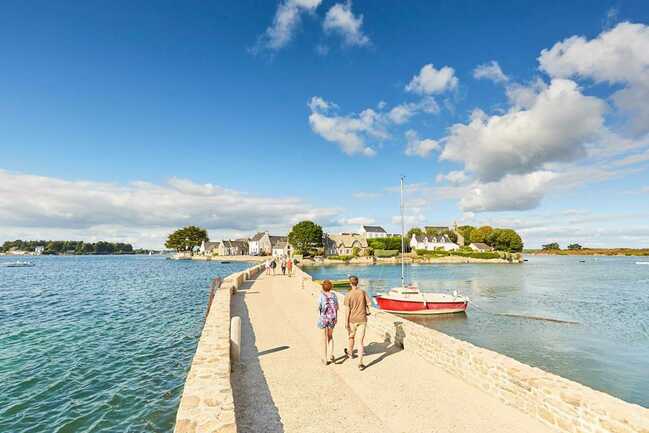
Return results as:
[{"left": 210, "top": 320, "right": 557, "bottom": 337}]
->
[{"left": 304, "top": 256, "right": 649, "bottom": 407}]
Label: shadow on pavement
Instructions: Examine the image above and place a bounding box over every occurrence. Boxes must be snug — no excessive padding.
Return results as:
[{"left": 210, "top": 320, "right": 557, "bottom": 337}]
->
[{"left": 231, "top": 277, "right": 285, "bottom": 433}]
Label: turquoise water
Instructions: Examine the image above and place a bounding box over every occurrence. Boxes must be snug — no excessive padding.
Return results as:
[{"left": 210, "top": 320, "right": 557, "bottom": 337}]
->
[
  {"left": 0, "top": 256, "right": 250, "bottom": 433},
  {"left": 305, "top": 256, "right": 649, "bottom": 407}
]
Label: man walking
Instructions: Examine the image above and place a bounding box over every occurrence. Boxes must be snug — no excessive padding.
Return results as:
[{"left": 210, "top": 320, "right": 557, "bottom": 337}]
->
[{"left": 344, "top": 275, "right": 371, "bottom": 370}]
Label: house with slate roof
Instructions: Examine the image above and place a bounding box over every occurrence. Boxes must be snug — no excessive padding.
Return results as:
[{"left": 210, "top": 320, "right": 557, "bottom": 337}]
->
[{"left": 359, "top": 225, "right": 388, "bottom": 239}]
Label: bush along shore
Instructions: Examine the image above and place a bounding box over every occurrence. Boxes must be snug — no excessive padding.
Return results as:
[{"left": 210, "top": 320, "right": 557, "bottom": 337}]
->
[{"left": 304, "top": 250, "right": 522, "bottom": 265}]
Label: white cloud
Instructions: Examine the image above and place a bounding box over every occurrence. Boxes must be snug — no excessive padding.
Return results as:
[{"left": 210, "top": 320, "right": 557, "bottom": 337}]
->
[
  {"left": 253, "top": 0, "right": 322, "bottom": 52},
  {"left": 0, "top": 170, "right": 338, "bottom": 248},
  {"left": 473, "top": 60, "right": 509, "bottom": 83},
  {"left": 308, "top": 96, "right": 385, "bottom": 156},
  {"left": 539, "top": 22, "right": 649, "bottom": 135},
  {"left": 352, "top": 191, "right": 382, "bottom": 199},
  {"left": 308, "top": 96, "right": 336, "bottom": 112},
  {"left": 459, "top": 171, "right": 558, "bottom": 212},
  {"left": 404, "top": 129, "right": 439, "bottom": 158},
  {"left": 436, "top": 170, "right": 468, "bottom": 185},
  {"left": 405, "top": 64, "right": 458, "bottom": 95},
  {"left": 441, "top": 79, "right": 607, "bottom": 182},
  {"left": 388, "top": 103, "right": 417, "bottom": 124},
  {"left": 338, "top": 216, "right": 375, "bottom": 225},
  {"left": 505, "top": 78, "right": 547, "bottom": 109},
  {"left": 323, "top": 1, "right": 370, "bottom": 47}
]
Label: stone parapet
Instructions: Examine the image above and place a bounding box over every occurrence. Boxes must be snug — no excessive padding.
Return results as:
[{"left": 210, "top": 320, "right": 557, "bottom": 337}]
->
[
  {"left": 174, "top": 263, "right": 264, "bottom": 433},
  {"left": 293, "top": 266, "right": 649, "bottom": 433}
]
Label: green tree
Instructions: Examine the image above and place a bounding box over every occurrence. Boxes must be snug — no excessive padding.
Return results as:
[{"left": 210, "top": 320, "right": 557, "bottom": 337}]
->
[
  {"left": 458, "top": 225, "right": 475, "bottom": 243},
  {"left": 567, "top": 243, "right": 582, "bottom": 250},
  {"left": 542, "top": 242, "right": 560, "bottom": 250},
  {"left": 406, "top": 227, "right": 423, "bottom": 240},
  {"left": 487, "top": 229, "right": 523, "bottom": 252},
  {"left": 288, "top": 221, "right": 323, "bottom": 256},
  {"left": 165, "top": 226, "right": 209, "bottom": 252},
  {"left": 470, "top": 226, "right": 493, "bottom": 243}
]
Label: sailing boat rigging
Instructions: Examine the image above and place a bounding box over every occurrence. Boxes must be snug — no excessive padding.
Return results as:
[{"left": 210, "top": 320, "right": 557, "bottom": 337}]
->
[{"left": 374, "top": 177, "right": 469, "bottom": 315}]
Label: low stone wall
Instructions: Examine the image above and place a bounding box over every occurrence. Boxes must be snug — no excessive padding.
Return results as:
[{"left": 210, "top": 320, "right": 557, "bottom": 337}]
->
[
  {"left": 293, "top": 266, "right": 649, "bottom": 433},
  {"left": 174, "top": 263, "right": 265, "bottom": 433}
]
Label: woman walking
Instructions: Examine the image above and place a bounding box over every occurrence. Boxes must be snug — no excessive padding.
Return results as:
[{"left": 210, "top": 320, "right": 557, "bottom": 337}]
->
[
  {"left": 317, "top": 280, "right": 339, "bottom": 365},
  {"left": 287, "top": 258, "right": 293, "bottom": 277},
  {"left": 280, "top": 258, "right": 287, "bottom": 275}
]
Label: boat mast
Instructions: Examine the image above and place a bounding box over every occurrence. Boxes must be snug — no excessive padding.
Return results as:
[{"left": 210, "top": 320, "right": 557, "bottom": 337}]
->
[{"left": 400, "top": 176, "right": 405, "bottom": 288}]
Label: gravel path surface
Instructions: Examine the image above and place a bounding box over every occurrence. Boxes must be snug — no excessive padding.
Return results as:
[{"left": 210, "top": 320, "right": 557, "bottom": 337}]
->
[{"left": 231, "top": 272, "right": 554, "bottom": 433}]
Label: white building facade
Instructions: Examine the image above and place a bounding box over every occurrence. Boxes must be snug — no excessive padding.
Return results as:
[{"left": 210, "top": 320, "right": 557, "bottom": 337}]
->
[{"left": 359, "top": 225, "right": 388, "bottom": 239}]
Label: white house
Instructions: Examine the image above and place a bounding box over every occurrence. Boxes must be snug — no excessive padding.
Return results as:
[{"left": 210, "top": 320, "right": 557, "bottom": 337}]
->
[
  {"left": 248, "top": 232, "right": 266, "bottom": 256},
  {"left": 410, "top": 233, "right": 459, "bottom": 251},
  {"left": 410, "top": 234, "right": 428, "bottom": 251},
  {"left": 34, "top": 246, "right": 45, "bottom": 255},
  {"left": 359, "top": 225, "right": 388, "bottom": 239}
]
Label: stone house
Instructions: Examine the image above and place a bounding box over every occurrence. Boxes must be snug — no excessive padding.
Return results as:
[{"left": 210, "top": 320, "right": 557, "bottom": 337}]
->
[
  {"left": 324, "top": 233, "right": 369, "bottom": 256},
  {"left": 272, "top": 241, "right": 290, "bottom": 257},
  {"left": 199, "top": 241, "right": 220, "bottom": 255},
  {"left": 218, "top": 240, "right": 248, "bottom": 256},
  {"left": 257, "top": 234, "right": 288, "bottom": 256},
  {"left": 469, "top": 242, "right": 493, "bottom": 252}
]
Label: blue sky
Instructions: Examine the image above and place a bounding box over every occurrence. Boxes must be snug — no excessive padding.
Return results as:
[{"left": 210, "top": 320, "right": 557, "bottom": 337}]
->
[{"left": 2, "top": 0, "right": 649, "bottom": 248}]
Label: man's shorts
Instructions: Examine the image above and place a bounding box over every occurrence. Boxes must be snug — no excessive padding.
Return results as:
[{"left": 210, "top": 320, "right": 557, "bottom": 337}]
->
[{"left": 348, "top": 322, "right": 367, "bottom": 339}]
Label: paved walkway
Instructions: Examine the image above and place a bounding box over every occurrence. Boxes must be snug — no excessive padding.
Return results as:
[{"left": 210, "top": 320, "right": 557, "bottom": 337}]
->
[{"left": 231, "top": 272, "right": 555, "bottom": 433}]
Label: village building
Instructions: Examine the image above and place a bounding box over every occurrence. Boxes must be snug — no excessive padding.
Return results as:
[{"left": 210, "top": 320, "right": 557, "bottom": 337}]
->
[
  {"left": 409, "top": 233, "right": 459, "bottom": 251},
  {"left": 469, "top": 242, "right": 493, "bottom": 252},
  {"left": 324, "top": 233, "right": 369, "bottom": 256},
  {"left": 359, "top": 225, "right": 388, "bottom": 239},
  {"left": 199, "top": 241, "right": 220, "bottom": 256},
  {"left": 218, "top": 240, "right": 248, "bottom": 256},
  {"left": 257, "top": 234, "right": 288, "bottom": 256},
  {"left": 248, "top": 232, "right": 266, "bottom": 256},
  {"left": 272, "top": 241, "right": 290, "bottom": 257}
]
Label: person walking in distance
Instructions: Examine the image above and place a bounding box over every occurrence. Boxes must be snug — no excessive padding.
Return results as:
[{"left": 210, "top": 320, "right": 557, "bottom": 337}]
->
[
  {"left": 270, "top": 258, "right": 277, "bottom": 276},
  {"left": 317, "top": 280, "right": 339, "bottom": 365},
  {"left": 344, "top": 275, "right": 371, "bottom": 370},
  {"left": 280, "top": 257, "right": 287, "bottom": 276},
  {"left": 264, "top": 258, "right": 271, "bottom": 276},
  {"left": 287, "top": 257, "right": 293, "bottom": 277}
]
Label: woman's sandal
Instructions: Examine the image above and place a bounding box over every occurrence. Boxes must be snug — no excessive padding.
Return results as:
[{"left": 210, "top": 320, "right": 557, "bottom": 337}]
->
[{"left": 358, "top": 364, "right": 366, "bottom": 371}]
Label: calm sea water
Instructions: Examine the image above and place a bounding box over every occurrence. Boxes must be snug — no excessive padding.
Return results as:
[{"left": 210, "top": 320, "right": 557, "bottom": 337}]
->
[
  {"left": 305, "top": 256, "right": 649, "bottom": 407},
  {"left": 0, "top": 256, "right": 251, "bottom": 433}
]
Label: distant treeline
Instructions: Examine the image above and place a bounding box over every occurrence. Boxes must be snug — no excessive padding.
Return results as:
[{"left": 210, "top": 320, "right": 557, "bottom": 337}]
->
[{"left": 1, "top": 240, "right": 135, "bottom": 255}]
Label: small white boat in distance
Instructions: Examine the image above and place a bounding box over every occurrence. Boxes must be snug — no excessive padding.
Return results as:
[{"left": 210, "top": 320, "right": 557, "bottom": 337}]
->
[
  {"left": 3, "top": 261, "right": 35, "bottom": 267},
  {"left": 636, "top": 261, "right": 649, "bottom": 265}
]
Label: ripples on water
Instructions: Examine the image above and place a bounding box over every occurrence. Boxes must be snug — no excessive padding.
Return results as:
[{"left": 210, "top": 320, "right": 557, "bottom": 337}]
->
[
  {"left": 305, "top": 256, "right": 649, "bottom": 407},
  {"left": 0, "top": 256, "right": 250, "bottom": 433}
]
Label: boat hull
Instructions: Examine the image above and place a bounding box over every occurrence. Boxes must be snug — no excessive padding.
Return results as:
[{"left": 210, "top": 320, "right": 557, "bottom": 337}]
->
[{"left": 374, "top": 296, "right": 468, "bottom": 315}]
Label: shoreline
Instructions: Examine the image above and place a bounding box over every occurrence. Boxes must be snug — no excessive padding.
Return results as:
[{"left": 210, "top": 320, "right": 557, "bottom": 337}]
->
[{"left": 302, "top": 255, "right": 520, "bottom": 266}]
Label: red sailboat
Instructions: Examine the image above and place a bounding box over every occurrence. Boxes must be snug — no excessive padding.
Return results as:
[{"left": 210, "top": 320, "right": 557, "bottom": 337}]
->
[{"left": 374, "top": 177, "right": 469, "bottom": 316}]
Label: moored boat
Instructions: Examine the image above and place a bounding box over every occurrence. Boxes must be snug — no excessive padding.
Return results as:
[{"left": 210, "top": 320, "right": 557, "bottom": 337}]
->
[
  {"left": 374, "top": 176, "right": 469, "bottom": 316},
  {"left": 314, "top": 279, "right": 350, "bottom": 289},
  {"left": 374, "top": 287, "right": 468, "bottom": 315}
]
